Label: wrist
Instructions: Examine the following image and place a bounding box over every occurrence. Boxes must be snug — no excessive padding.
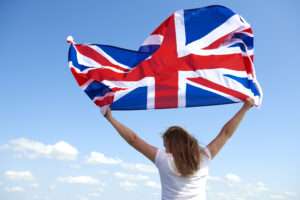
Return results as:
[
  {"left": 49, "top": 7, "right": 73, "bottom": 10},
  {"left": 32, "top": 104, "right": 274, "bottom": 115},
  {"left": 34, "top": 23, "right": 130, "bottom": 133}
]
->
[
  {"left": 105, "top": 115, "right": 112, "bottom": 121},
  {"left": 106, "top": 115, "right": 114, "bottom": 122},
  {"left": 242, "top": 104, "right": 251, "bottom": 111}
]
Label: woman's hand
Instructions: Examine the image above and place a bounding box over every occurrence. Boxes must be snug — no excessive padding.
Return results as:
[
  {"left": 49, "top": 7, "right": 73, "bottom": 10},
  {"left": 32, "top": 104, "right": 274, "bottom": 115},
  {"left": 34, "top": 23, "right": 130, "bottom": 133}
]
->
[
  {"left": 104, "top": 107, "right": 113, "bottom": 120},
  {"left": 243, "top": 97, "right": 255, "bottom": 110}
]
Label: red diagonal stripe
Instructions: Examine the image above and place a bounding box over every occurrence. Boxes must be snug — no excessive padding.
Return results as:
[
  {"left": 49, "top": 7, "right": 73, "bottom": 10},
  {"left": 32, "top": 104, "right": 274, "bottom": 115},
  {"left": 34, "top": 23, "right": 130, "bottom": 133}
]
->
[
  {"left": 94, "top": 95, "right": 114, "bottom": 107},
  {"left": 241, "top": 28, "right": 253, "bottom": 34},
  {"left": 75, "top": 44, "right": 130, "bottom": 72},
  {"left": 203, "top": 33, "right": 233, "bottom": 50},
  {"left": 70, "top": 67, "right": 89, "bottom": 87},
  {"left": 179, "top": 53, "right": 248, "bottom": 71},
  {"left": 188, "top": 77, "right": 249, "bottom": 101}
]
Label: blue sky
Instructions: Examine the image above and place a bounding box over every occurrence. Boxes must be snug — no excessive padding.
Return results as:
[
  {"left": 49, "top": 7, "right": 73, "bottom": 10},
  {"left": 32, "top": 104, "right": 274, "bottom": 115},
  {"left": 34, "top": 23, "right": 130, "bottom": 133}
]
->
[{"left": 0, "top": 0, "right": 299, "bottom": 200}]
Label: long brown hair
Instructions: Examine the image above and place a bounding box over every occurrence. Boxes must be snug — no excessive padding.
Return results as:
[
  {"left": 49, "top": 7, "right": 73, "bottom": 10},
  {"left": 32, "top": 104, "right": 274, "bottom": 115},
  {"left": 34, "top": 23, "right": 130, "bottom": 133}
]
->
[{"left": 162, "top": 126, "right": 201, "bottom": 177}]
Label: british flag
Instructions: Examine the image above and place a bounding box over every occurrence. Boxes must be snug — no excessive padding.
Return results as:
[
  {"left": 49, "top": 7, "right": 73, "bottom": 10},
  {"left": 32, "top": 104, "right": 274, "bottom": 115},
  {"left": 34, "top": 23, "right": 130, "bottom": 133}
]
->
[{"left": 67, "top": 5, "right": 263, "bottom": 112}]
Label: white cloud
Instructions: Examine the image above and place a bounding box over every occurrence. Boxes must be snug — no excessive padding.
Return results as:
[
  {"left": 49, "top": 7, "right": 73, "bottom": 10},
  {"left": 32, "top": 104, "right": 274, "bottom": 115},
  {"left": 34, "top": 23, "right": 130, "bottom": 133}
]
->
[
  {"left": 30, "top": 183, "right": 39, "bottom": 189},
  {"left": 114, "top": 171, "right": 157, "bottom": 191},
  {"left": 216, "top": 192, "right": 227, "bottom": 199},
  {"left": 284, "top": 192, "right": 297, "bottom": 197},
  {"left": 208, "top": 175, "right": 223, "bottom": 182},
  {"left": 96, "top": 187, "right": 104, "bottom": 192},
  {"left": 114, "top": 172, "right": 149, "bottom": 181},
  {"left": 5, "top": 186, "right": 25, "bottom": 192},
  {"left": 57, "top": 176, "right": 99, "bottom": 185},
  {"left": 77, "top": 195, "right": 89, "bottom": 200},
  {"left": 121, "top": 162, "right": 157, "bottom": 173},
  {"left": 48, "top": 184, "right": 56, "bottom": 191},
  {"left": 255, "top": 181, "right": 269, "bottom": 192},
  {"left": 4, "top": 138, "right": 78, "bottom": 160},
  {"left": 270, "top": 194, "right": 286, "bottom": 199},
  {"left": 232, "top": 197, "right": 246, "bottom": 200},
  {"left": 207, "top": 173, "right": 300, "bottom": 200},
  {"left": 88, "top": 192, "right": 101, "bottom": 197},
  {"left": 98, "top": 170, "right": 109, "bottom": 175},
  {"left": 145, "top": 180, "right": 161, "bottom": 189},
  {"left": 4, "top": 170, "right": 34, "bottom": 181},
  {"left": 86, "top": 152, "right": 122, "bottom": 165},
  {"left": 119, "top": 181, "right": 137, "bottom": 191},
  {"left": 225, "top": 173, "right": 241, "bottom": 183},
  {"left": 208, "top": 174, "right": 242, "bottom": 185},
  {"left": 85, "top": 151, "right": 157, "bottom": 175}
]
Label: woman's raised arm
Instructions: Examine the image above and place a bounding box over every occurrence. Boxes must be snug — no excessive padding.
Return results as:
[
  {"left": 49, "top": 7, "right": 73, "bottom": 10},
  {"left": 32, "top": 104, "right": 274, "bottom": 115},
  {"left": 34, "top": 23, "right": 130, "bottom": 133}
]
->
[
  {"left": 207, "top": 98, "right": 255, "bottom": 159},
  {"left": 104, "top": 108, "right": 158, "bottom": 163}
]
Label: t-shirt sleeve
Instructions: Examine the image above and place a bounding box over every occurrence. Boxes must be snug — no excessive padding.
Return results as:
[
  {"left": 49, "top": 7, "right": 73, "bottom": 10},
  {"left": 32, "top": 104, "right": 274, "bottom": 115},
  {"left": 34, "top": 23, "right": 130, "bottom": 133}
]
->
[
  {"left": 203, "top": 146, "right": 212, "bottom": 160},
  {"left": 154, "top": 149, "right": 165, "bottom": 168}
]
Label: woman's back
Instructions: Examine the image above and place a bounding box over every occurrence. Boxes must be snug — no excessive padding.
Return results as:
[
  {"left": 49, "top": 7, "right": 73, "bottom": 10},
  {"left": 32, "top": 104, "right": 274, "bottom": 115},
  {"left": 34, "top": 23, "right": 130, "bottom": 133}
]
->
[
  {"left": 154, "top": 147, "right": 211, "bottom": 200},
  {"left": 104, "top": 99, "right": 254, "bottom": 199}
]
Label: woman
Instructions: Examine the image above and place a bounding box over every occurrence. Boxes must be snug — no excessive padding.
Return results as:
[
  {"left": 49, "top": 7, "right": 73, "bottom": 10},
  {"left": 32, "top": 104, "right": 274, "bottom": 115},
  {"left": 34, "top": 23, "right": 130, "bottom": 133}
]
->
[{"left": 104, "top": 98, "right": 254, "bottom": 200}]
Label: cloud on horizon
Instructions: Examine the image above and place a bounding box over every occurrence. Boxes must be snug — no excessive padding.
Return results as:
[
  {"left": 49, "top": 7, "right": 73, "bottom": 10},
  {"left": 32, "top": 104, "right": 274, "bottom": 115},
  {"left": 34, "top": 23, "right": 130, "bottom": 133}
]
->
[
  {"left": 57, "top": 176, "right": 101, "bottom": 185},
  {"left": 1, "top": 138, "right": 78, "bottom": 160},
  {"left": 4, "top": 170, "right": 35, "bottom": 182}
]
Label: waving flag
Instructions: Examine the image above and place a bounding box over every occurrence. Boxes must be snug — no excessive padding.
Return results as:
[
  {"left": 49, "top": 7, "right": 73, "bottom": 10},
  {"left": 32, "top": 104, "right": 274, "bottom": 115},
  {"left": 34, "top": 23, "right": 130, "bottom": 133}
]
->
[{"left": 67, "top": 5, "right": 263, "bottom": 113}]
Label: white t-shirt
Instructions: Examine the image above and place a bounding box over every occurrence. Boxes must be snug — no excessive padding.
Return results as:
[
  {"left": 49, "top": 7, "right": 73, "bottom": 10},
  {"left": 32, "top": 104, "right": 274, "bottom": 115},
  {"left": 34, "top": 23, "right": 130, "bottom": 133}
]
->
[{"left": 154, "top": 146, "right": 211, "bottom": 200}]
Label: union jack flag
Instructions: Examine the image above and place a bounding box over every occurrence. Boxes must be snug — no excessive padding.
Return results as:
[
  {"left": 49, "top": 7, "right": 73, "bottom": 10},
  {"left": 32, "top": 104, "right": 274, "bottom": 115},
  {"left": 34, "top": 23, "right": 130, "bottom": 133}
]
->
[{"left": 67, "top": 5, "right": 263, "bottom": 113}]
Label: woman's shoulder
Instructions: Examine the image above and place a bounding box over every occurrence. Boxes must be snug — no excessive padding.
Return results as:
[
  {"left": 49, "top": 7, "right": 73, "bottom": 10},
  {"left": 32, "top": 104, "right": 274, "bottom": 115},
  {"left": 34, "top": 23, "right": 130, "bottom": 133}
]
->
[
  {"left": 199, "top": 145, "right": 212, "bottom": 160},
  {"left": 155, "top": 148, "right": 170, "bottom": 165}
]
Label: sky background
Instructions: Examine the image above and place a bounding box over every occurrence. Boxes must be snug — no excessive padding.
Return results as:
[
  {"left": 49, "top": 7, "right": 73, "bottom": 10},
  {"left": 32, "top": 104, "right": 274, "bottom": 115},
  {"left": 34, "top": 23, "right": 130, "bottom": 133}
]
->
[{"left": 0, "top": 0, "right": 299, "bottom": 200}]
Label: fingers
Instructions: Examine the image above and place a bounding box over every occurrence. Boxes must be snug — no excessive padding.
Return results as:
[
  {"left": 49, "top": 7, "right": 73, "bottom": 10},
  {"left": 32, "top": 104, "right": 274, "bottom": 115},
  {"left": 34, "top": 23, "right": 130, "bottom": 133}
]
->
[
  {"left": 101, "top": 105, "right": 111, "bottom": 117},
  {"left": 243, "top": 97, "right": 255, "bottom": 109}
]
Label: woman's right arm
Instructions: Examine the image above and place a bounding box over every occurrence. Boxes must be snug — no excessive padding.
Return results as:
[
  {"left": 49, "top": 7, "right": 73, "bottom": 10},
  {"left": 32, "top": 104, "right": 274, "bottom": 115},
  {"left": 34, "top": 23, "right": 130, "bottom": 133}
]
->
[
  {"left": 104, "top": 108, "right": 158, "bottom": 163},
  {"left": 207, "top": 98, "right": 254, "bottom": 159}
]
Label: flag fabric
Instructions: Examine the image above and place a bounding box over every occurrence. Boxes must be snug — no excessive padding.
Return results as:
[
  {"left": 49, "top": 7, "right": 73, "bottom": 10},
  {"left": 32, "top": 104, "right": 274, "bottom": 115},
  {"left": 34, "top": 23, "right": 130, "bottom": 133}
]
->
[{"left": 67, "top": 5, "right": 263, "bottom": 113}]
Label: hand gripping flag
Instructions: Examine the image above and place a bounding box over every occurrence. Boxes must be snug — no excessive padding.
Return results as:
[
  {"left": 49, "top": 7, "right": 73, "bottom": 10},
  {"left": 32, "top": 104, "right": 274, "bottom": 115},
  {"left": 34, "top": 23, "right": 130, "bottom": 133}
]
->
[{"left": 67, "top": 5, "right": 263, "bottom": 113}]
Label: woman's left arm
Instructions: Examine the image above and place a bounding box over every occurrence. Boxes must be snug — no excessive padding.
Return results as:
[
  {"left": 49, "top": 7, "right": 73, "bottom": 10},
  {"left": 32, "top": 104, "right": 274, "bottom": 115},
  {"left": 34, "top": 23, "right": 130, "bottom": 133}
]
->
[{"left": 104, "top": 108, "right": 158, "bottom": 163}]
